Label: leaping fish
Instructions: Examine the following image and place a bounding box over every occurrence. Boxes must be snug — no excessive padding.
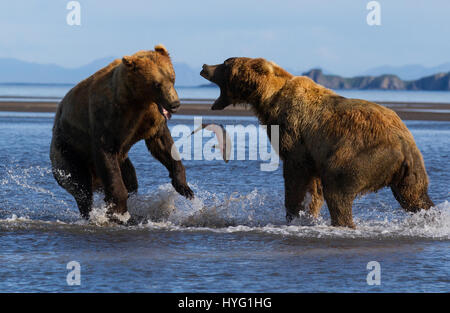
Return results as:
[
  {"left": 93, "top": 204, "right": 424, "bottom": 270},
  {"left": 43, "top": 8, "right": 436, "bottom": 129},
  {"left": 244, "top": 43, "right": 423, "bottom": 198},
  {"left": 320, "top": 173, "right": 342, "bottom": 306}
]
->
[{"left": 191, "top": 123, "right": 231, "bottom": 163}]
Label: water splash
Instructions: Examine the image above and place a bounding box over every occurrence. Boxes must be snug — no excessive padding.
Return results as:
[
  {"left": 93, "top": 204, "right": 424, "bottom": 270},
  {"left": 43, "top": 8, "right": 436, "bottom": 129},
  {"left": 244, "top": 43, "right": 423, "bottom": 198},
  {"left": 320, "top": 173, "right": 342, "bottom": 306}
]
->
[{"left": 1, "top": 182, "right": 448, "bottom": 240}]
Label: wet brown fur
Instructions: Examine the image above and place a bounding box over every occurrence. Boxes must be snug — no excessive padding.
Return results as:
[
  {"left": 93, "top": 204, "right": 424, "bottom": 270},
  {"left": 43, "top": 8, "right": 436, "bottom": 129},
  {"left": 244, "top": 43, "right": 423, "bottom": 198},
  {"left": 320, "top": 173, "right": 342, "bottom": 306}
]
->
[
  {"left": 50, "top": 45, "right": 193, "bottom": 221},
  {"left": 201, "top": 57, "right": 434, "bottom": 228}
]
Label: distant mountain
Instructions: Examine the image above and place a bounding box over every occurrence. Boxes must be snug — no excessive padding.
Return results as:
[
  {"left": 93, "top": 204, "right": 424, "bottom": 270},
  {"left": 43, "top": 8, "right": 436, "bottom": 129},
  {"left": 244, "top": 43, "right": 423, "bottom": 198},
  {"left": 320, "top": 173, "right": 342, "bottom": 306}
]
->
[
  {"left": 0, "top": 57, "right": 204, "bottom": 86},
  {"left": 303, "top": 69, "right": 450, "bottom": 91},
  {"left": 1, "top": 57, "right": 449, "bottom": 90},
  {"left": 407, "top": 72, "right": 450, "bottom": 90},
  {"left": 362, "top": 63, "right": 450, "bottom": 80},
  {"left": 0, "top": 57, "right": 116, "bottom": 84}
]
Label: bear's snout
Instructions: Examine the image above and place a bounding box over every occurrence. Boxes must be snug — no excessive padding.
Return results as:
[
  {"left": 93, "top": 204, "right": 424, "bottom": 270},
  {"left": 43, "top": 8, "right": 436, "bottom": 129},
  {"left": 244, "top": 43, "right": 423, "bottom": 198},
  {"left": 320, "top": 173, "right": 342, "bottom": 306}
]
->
[
  {"left": 200, "top": 64, "right": 216, "bottom": 80},
  {"left": 170, "top": 100, "right": 180, "bottom": 111},
  {"left": 200, "top": 64, "right": 209, "bottom": 78}
]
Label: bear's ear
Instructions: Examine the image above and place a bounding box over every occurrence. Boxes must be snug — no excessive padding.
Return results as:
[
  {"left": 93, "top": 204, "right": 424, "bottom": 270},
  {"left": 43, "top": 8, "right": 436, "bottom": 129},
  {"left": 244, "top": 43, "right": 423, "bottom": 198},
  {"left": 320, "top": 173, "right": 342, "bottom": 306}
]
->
[
  {"left": 154, "top": 44, "right": 169, "bottom": 57},
  {"left": 122, "top": 56, "right": 136, "bottom": 69}
]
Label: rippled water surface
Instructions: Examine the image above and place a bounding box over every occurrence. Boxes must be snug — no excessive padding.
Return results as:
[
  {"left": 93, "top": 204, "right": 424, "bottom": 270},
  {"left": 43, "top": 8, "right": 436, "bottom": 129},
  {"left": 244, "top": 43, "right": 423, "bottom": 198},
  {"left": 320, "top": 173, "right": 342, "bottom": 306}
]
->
[
  {"left": 0, "top": 112, "right": 449, "bottom": 292},
  {"left": 1, "top": 83, "right": 450, "bottom": 103}
]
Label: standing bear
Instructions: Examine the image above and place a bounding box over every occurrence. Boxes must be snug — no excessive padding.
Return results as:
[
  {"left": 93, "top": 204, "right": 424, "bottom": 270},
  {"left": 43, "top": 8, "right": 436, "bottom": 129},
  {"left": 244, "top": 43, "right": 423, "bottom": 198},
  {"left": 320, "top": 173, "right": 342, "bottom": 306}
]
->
[
  {"left": 50, "top": 45, "right": 193, "bottom": 222},
  {"left": 200, "top": 57, "right": 434, "bottom": 228}
]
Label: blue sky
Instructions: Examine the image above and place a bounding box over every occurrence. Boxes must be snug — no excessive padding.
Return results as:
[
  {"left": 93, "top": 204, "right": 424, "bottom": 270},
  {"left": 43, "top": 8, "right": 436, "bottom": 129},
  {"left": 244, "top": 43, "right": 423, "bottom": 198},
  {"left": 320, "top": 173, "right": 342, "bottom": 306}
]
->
[{"left": 0, "top": 0, "right": 449, "bottom": 76}]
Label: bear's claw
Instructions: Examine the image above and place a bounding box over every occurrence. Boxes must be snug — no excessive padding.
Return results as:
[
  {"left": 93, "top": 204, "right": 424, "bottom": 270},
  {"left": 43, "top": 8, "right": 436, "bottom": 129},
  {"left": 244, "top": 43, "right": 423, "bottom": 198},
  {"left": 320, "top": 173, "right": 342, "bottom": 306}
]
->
[{"left": 173, "top": 181, "right": 194, "bottom": 200}]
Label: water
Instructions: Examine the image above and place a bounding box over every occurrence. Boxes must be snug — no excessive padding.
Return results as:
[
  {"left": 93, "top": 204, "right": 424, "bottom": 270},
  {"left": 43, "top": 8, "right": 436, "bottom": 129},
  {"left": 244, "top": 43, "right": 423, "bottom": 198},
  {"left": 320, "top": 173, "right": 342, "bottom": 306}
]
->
[
  {"left": 1, "top": 83, "right": 449, "bottom": 103},
  {"left": 0, "top": 83, "right": 222, "bottom": 101},
  {"left": 0, "top": 111, "right": 448, "bottom": 292}
]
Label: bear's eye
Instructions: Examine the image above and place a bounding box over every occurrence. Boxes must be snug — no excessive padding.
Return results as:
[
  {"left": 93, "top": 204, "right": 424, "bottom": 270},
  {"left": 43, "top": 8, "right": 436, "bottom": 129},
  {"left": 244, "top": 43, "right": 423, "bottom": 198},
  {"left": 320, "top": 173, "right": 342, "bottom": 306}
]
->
[{"left": 154, "top": 82, "right": 162, "bottom": 89}]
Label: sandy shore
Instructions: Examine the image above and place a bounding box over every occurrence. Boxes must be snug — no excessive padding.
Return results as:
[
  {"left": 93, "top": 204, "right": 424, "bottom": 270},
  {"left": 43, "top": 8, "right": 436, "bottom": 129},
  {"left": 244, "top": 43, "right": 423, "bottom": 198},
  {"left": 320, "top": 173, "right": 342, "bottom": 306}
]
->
[{"left": 1, "top": 99, "right": 450, "bottom": 121}]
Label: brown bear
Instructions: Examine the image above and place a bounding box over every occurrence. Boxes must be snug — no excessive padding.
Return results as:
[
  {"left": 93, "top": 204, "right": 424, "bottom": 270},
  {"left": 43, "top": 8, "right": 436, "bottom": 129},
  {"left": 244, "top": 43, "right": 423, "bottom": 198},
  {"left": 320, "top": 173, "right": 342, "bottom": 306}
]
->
[
  {"left": 200, "top": 57, "right": 434, "bottom": 228},
  {"left": 50, "top": 45, "right": 193, "bottom": 222}
]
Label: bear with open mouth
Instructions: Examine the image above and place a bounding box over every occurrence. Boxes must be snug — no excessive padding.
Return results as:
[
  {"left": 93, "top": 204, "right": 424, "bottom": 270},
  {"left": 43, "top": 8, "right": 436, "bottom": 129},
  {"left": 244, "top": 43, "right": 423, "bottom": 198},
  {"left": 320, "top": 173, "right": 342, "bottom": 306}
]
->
[{"left": 201, "top": 57, "right": 433, "bottom": 228}]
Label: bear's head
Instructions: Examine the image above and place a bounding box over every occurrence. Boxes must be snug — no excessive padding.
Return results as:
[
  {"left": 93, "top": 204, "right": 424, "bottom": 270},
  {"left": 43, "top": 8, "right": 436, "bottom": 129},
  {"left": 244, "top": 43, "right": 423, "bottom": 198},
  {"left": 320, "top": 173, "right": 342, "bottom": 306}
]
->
[
  {"left": 200, "top": 57, "right": 291, "bottom": 110},
  {"left": 121, "top": 44, "right": 179, "bottom": 120}
]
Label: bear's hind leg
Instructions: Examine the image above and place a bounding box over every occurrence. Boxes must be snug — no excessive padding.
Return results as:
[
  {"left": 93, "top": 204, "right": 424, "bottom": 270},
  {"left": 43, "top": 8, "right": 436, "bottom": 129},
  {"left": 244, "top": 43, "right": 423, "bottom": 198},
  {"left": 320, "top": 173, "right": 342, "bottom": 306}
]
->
[
  {"left": 283, "top": 161, "right": 323, "bottom": 223},
  {"left": 307, "top": 178, "right": 324, "bottom": 218},
  {"left": 391, "top": 184, "right": 434, "bottom": 213},
  {"left": 323, "top": 190, "right": 356, "bottom": 228},
  {"left": 390, "top": 158, "right": 434, "bottom": 212},
  {"left": 51, "top": 148, "right": 93, "bottom": 219},
  {"left": 121, "top": 157, "right": 138, "bottom": 195}
]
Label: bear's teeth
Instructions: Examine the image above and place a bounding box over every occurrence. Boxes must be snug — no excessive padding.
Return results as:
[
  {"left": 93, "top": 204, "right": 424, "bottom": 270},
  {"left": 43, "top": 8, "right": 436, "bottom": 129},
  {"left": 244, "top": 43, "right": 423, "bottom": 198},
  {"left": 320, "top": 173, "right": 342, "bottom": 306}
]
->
[{"left": 162, "top": 108, "right": 171, "bottom": 120}]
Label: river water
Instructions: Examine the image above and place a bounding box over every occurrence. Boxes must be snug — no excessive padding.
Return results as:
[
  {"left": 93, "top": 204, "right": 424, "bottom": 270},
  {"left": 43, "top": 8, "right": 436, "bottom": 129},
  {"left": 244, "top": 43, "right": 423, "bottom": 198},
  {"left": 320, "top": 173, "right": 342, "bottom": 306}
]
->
[{"left": 0, "top": 111, "right": 448, "bottom": 292}]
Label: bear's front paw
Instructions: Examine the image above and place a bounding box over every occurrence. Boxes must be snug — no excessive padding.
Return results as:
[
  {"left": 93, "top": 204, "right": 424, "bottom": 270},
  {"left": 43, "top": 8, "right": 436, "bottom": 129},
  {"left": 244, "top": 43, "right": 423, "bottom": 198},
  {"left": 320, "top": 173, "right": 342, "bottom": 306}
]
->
[
  {"left": 106, "top": 210, "right": 131, "bottom": 225},
  {"left": 172, "top": 180, "right": 194, "bottom": 200}
]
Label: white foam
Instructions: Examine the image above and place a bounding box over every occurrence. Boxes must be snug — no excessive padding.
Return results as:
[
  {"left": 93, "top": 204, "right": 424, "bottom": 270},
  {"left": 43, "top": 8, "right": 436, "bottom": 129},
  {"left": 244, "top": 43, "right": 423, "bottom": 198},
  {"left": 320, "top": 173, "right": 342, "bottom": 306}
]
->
[
  {"left": 78, "top": 186, "right": 450, "bottom": 239},
  {"left": 1, "top": 183, "right": 449, "bottom": 240}
]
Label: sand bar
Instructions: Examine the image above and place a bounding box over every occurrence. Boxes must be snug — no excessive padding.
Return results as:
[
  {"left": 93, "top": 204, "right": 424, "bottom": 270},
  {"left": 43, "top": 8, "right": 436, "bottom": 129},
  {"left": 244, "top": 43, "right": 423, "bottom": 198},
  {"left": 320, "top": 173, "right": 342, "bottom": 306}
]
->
[{"left": 0, "top": 99, "right": 449, "bottom": 121}]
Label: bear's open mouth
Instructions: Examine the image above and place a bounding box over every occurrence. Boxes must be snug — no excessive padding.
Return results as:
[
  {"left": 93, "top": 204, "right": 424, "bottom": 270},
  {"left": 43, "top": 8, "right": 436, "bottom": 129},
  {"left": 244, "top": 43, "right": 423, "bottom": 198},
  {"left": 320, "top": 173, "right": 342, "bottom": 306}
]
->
[
  {"left": 157, "top": 104, "right": 172, "bottom": 120},
  {"left": 162, "top": 107, "right": 172, "bottom": 120}
]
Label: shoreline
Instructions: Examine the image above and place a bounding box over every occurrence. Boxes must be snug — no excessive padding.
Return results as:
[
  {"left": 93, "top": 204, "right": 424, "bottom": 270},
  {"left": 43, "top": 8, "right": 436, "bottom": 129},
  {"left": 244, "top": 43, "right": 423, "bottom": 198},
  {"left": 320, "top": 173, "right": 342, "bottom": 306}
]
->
[{"left": 0, "top": 100, "right": 450, "bottom": 121}]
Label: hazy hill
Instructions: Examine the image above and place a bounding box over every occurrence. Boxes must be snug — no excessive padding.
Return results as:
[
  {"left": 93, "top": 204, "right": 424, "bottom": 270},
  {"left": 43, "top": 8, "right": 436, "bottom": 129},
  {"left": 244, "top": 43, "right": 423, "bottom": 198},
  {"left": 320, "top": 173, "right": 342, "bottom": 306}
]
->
[
  {"left": 0, "top": 58, "right": 449, "bottom": 90},
  {"left": 0, "top": 57, "right": 205, "bottom": 86},
  {"left": 0, "top": 57, "right": 115, "bottom": 84},
  {"left": 303, "top": 69, "right": 450, "bottom": 91},
  {"left": 362, "top": 63, "right": 450, "bottom": 80}
]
